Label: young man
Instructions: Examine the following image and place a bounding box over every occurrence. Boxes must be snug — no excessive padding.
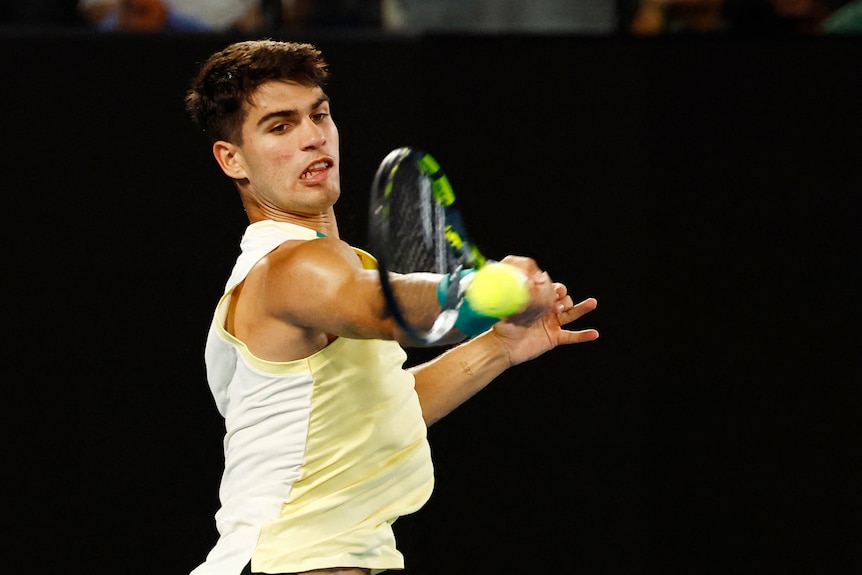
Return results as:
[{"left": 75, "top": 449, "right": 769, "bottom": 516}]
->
[{"left": 185, "top": 39, "right": 599, "bottom": 575}]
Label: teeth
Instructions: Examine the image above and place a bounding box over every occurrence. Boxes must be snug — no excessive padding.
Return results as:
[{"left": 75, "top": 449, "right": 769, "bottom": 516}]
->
[{"left": 301, "top": 161, "right": 329, "bottom": 179}]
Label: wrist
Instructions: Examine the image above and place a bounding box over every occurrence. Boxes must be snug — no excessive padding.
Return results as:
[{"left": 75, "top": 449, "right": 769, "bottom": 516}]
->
[
  {"left": 437, "top": 270, "right": 499, "bottom": 338},
  {"left": 484, "top": 329, "right": 514, "bottom": 368}
]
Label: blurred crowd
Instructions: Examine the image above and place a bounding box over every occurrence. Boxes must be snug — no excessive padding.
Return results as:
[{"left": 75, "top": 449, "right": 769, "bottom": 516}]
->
[
  {"left": 1, "top": 0, "right": 859, "bottom": 34},
  {"left": 622, "top": 0, "right": 862, "bottom": 35}
]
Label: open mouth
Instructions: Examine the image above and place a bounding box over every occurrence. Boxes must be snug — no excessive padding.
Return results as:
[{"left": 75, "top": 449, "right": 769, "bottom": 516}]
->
[{"left": 300, "top": 160, "right": 333, "bottom": 180}]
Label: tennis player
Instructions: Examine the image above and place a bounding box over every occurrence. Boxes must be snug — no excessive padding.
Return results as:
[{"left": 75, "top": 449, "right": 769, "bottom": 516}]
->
[{"left": 184, "top": 39, "right": 599, "bottom": 575}]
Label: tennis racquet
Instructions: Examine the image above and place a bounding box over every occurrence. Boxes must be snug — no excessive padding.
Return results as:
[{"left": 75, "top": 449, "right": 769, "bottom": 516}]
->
[{"left": 367, "top": 146, "right": 495, "bottom": 344}]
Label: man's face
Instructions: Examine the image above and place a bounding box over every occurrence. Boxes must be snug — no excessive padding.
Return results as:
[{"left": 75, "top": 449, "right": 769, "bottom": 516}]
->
[{"left": 223, "top": 80, "right": 341, "bottom": 218}]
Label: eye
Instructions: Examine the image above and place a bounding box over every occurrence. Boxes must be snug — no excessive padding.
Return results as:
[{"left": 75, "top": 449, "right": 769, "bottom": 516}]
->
[
  {"left": 311, "top": 112, "right": 329, "bottom": 123},
  {"left": 271, "top": 122, "right": 293, "bottom": 133}
]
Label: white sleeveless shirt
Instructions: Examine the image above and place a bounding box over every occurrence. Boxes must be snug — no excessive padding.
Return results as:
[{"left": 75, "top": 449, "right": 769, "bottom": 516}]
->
[{"left": 192, "top": 220, "right": 434, "bottom": 575}]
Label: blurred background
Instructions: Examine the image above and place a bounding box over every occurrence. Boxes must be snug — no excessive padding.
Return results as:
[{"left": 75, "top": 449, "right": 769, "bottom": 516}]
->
[
  {"left": 2, "top": 1, "right": 860, "bottom": 574},
  {"left": 3, "top": 0, "right": 862, "bottom": 34}
]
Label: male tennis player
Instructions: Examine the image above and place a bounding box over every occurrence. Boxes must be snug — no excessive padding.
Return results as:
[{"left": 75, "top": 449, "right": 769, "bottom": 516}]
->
[{"left": 184, "top": 39, "right": 599, "bottom": 575}]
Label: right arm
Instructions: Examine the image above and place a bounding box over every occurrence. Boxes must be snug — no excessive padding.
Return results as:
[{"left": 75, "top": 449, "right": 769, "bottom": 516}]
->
[{"left": 229, "top": 236, "right": 464, "bottom": 361}]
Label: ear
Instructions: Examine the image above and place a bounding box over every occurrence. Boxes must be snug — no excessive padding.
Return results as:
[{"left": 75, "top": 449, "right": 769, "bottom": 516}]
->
[{"left": 212, "top": 140, "right": 248, "bottom": 180}]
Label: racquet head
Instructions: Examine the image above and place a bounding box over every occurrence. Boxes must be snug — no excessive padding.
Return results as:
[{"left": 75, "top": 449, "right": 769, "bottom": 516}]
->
[{"left": 368, "top": 147, "right": 486, "bottom": 343}]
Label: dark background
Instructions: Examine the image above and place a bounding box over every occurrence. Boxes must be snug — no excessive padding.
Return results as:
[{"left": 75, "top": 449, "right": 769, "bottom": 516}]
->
[{"left": 4, "top": 30, "right": 860, "bottom": 574}]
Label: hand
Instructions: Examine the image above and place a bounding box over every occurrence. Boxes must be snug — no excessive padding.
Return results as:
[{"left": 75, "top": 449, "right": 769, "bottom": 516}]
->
[{"left": 492, "top": 280, "right": 599, "bottom": 367}]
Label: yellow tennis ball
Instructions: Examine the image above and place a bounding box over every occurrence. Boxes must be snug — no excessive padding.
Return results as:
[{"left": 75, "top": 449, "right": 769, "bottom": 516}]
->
[{"left": 465, "top": 262, "right": 530, "bottom": 318}]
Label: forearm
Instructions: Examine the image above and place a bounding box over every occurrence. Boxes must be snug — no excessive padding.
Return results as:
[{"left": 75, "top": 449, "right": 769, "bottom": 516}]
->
[{"left": 410, "top": 330, "right": 511, "bottom": 426}]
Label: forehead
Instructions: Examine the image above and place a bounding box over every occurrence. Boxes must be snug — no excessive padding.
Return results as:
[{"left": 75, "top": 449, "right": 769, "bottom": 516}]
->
[{"left": 247, "top": 80, "right": 326, "bottom": 115}]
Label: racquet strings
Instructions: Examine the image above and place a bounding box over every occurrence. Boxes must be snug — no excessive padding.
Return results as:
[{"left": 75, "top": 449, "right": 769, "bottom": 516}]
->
[
  {"left": 384, "top": 159, "right": 455, "bottom": 275},
  {"left": 371, "top": 149, "right": 463, "bottom": 342}
]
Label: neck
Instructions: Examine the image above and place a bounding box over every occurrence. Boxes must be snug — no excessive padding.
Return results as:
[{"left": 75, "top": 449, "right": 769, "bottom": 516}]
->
[{"left": 247, "top": 206, "right": 340, "bottom": 239}]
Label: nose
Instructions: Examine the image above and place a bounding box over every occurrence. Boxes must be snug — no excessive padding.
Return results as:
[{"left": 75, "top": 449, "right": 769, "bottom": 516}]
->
[{"left": 301, "top": 117, "right": 326, "bottom": 149}]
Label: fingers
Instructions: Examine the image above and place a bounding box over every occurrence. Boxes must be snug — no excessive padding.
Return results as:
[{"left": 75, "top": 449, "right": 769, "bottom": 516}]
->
[
  {"left": 556, "top": 297, "right": 598, "bottom": 326},
  {"left": 553, "top": 296, "right": 600, "bottom": 345},
  {"left": 498, "top": 257, "right": 598, "bottom": 337},
  {"left": 499, "top": 255, "right": 541, "bottom": 276},
  {"left": 553, "top": 281, "right": 568, "bottom": 300},
  {"left": 558, "top": 327, "right": 601, "bottom": 345},
  {"left": 553, "top": 282, "right": 573, "bottom": 314}
]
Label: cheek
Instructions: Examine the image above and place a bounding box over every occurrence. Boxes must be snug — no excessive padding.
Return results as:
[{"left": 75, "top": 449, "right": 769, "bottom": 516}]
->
[
  {"left": 244, "top": 146, "right": 290, "bottom": 180},
  {"left": 327, "top": 126, "right": 340, "bottom": 154},
  {"left": 251, "top": 141, "right": 295, "bottom": 174}
]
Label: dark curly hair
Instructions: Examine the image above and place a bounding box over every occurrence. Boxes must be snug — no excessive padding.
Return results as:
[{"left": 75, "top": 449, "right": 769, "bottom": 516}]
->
[{"left": 185, "top": 39, "right": 329, "bottom": 144}]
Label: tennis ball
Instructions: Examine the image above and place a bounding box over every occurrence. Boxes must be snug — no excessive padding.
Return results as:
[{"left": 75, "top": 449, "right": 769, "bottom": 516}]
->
[{"left": 465, "top": 262, "right": 530, "bottom": 318}]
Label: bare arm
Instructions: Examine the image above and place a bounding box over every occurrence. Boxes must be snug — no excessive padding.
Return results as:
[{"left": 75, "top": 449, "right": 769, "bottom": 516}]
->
[
  {"left": 234, "top": 237, "right": 463, "bottom": 361},
  {"left": 411, "top": 282, "right": 599, "bottom": 426},
  {"left": 237, "top": 236, "right": 598, "bottom": 398}
]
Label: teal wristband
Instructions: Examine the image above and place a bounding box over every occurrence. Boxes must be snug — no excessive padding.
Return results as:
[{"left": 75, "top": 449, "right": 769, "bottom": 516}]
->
[{"left": 437, "top": 270, "right": 499, "bottom": 338}]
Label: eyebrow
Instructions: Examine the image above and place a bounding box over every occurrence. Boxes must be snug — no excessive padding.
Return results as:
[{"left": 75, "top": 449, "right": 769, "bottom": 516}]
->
[{"left": 256, "top": 94, "right": 330, "bottom": 128}]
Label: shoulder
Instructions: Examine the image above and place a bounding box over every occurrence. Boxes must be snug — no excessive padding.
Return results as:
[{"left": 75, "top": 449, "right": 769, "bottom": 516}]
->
[
  {"left": 237, "top": 236, "right": 382, "bottom": 340},
  {"left": 269, "top": 236, "right": 362, "bottom": 272},
  {"left": 250, "top": 237, "right": 364, "bottom": 293}
]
